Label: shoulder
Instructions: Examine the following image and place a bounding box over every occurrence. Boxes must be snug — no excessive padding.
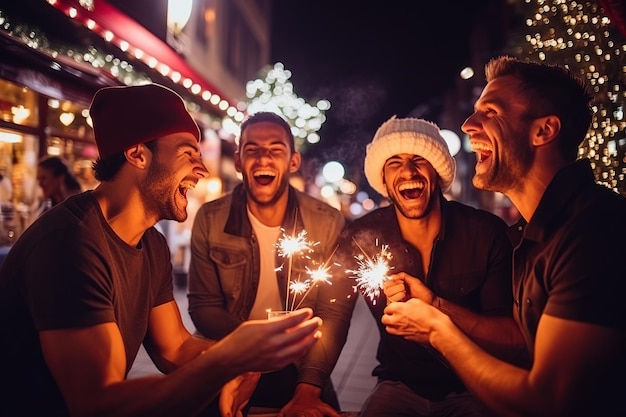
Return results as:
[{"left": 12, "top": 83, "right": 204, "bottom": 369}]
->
[
  {"left": 445, "top": 200, "right": 508, "bottom": 228},
  {"left": 195, "top": 193, "right": 234, "bottom": 219},
  {"left": 349, "top": 205, "right": 394, "bottom": 227},
  {"left": 295, "top": 190, "right": 344, "bottom": 222}
]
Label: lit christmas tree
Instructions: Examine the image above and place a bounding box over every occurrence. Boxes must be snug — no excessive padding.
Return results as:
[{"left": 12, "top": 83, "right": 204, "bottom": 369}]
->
[
  {"left": 508, "top": 0, "right": 626, "bottom": 196},
  {"left": 241, "top": 62, "right": 330, "bottom": 153}
]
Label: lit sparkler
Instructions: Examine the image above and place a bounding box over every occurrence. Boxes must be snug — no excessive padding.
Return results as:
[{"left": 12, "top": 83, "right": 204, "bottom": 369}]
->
[
  {"left": 291, "top": 245, "right": 339, "bottom": 311},
  {"left": 275, "top": 223, "right": 316, "bottom": 310},
  {"left": 348, "top": 238, "right": 394, "bottom": 304}
]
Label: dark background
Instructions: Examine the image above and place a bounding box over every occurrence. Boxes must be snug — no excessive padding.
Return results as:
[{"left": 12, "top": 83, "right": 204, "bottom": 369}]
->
[{"left": 269, "top": 0, "right": 493, "bottom": 182}]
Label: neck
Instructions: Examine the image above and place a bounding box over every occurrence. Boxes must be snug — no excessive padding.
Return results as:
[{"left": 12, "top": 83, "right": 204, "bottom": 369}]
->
[
  {"left": 92, "top": 182, "right": 156, "bottom": 247},
  {"left": 395, "top": 197, "right": 442, "bottom": 277},
  {"left": 246, "top": 191, "right": 289, "bottom": 228},
  {"left": 506, "top": 153, "right": 566, "bottom": 222}
]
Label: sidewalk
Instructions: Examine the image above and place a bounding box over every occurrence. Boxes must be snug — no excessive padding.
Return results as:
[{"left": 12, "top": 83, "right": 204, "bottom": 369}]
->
[{"left": 128, "top": 283, "right": 379, "bottom": 412}]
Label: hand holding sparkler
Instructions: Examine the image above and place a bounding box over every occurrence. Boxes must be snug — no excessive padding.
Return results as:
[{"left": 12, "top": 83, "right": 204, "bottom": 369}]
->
[{"left": 383, "top": 271, "right": 435, "bottom": 305}]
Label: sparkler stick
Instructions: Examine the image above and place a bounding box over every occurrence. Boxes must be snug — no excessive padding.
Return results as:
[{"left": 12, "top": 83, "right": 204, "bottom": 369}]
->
[
  {"left": 288, "top": 278, "right": 308, "bottom": 311},
  {"left": 348, "top": 237, "right": 394, "bottom": 304}
]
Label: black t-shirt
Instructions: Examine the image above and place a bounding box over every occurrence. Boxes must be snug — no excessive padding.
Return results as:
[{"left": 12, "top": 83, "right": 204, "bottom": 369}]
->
[
  {"left": 0, "top": 192, "right": 173, "bottom": 416},
  {"left": 334, "top": 199, "right": 513, "bottom": 400}
]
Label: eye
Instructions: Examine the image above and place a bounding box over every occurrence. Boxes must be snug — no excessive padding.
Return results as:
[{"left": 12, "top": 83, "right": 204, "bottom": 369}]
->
[{"left": 484, "top": 107, "right": 498, "bottom": 117}]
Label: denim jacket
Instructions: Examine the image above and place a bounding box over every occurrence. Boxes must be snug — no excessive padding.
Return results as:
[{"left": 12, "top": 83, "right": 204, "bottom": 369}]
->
[{"left": 188, "top": 184, "right": 351, "bottom": 387}]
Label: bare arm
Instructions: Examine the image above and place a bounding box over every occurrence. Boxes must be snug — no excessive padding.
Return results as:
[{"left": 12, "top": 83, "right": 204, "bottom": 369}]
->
[
  {"left": 383, "top": 299, "right": 624, "bottom": 417},
  {"left": 40, "top": 303, "right": 322, "bottom": 417}
]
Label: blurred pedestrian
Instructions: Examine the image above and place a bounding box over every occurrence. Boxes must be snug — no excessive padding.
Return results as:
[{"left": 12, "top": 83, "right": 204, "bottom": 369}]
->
[
  {"left": 382, "top": 55, "right": 626, "bottom": 416},
  {"left": 334, "top": 116, "right": 526, "bottom": 417},
  {"left": 36, "top": 155, "right": 82, "bottom": 206},
  {"left": 24, "top": 155, "right": 83, "bottom": 229},
  {"left": 0, "top": 83, "right": 322, "bottom": 417},
  {"left": 0, "top": 171, "right": 12, "bottom": 204}
]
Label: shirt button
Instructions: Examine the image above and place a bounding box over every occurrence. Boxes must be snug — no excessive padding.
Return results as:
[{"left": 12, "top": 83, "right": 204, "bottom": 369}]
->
[{"left": 526, "top": 298, "right": 531, "bottom": 305}]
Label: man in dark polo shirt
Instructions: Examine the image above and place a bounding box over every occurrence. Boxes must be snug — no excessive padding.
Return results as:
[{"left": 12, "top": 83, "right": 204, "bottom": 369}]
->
[{"left": 383, "top": 56, "right": 626, "bottom": 416}]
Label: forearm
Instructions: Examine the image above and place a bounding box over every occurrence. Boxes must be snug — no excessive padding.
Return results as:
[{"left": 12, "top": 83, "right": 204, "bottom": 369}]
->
[
  {"left": 430, "top": 317, "right": 536, "bottom": 417},
  {"left": 189, "top": 305, "right": 240, "bottom": 340},
  {"left": 75, "top": 348, "right": 239, "bottom": 417},
  {"left": 435, "top": 296, "right": 529, "bottom": 367},
  {"left": 298, "top": 282, "right": 356, "bottom": 386}
]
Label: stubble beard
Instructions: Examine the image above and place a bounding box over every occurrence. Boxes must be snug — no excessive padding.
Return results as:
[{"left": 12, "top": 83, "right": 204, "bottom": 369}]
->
[{"left": 141, "top": 159, "right": 187, "bottom": 223}]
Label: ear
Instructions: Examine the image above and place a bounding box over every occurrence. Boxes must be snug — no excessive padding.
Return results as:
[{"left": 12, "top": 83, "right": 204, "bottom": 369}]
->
[
  {"left": 289, "top": 151, "right": 301, "bottom": 174},
  {"left": 124, "top": 144, "right": 150, "bottom": 169},
  {"left": 531, "top": 115, "right": 560, "bottom": 147},
  {"left": 234, "top": 151, "right": 242, "bottom": 173}
]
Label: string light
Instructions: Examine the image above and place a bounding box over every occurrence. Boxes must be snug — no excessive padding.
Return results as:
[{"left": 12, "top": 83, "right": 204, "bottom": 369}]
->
[
  {"left": 0, "top": 3, "right": 244, "bottom": 122},
  {"left": 516, "top": 0, "right": 626, "bottom": 195}
]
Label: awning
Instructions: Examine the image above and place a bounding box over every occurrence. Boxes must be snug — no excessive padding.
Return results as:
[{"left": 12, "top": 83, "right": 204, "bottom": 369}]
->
[{"left": 47, "top": 0, "right": 236, "bottom": 116}]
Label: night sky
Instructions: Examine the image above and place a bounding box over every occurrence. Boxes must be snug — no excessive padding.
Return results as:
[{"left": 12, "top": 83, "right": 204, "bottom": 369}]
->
[{"left": 269, "top": 0, "right": 493, "bottom": 183}]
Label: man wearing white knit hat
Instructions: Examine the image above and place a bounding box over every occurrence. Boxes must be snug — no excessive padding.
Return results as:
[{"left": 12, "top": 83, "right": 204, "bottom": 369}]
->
[{"left": 334, "top": 116, "right": 527, "bottom": 417}]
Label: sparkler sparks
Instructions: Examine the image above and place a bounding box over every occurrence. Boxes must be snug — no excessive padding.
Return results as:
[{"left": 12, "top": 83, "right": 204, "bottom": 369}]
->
[
  {"left": 348, "top": 238, "right": 394, "bottom": 304},
  {"left": 274, "top": 231, "right": 339, "bottom": 312},
  {"left": 275, "top": 229, "right": 315, "bottom": 258},
  {"left": 275, "top": 227, "right": 317, "bottom": 310}
]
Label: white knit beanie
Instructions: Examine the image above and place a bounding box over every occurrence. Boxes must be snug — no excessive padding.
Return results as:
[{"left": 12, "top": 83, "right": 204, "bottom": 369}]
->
[{"left": 364, "top": 116, "right": 456, "bottom": 197}]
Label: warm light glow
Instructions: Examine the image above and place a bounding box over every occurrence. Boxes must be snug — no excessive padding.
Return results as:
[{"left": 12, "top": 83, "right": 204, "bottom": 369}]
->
[
  {"left": 0, "top": 131, "right": 22, "bottom": 143},
  {"left": 440, "top": 129, "right": 462, "bottom": 157},
  {"left": 11, "top": 105, "right": 31, "bottom": 124},
  {"left": 322, "top": 161, "right": 345, "bottom": 183},
  {"left": 168, "top": 0, "right": 194, "bottom": 33},
  {"left": 460, "top": 66, "right": 474, "bottom": 79},
  {"left": 59, "top": 112, "right": 75, "bottom": 126}
]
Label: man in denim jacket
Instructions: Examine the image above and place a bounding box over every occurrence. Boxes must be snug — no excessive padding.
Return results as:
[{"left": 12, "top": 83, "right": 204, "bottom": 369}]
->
[{"left": 188, "top": 112, "right": 350, "bottom": 416}]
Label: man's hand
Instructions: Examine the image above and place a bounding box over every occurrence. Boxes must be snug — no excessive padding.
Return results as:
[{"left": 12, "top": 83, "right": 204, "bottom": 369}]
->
[
  {"left": 383, "top": 272, "right": 435, "bottom": 305},
  {"left": 219, "top": 372, "right": 261, "bottom": 417},
  {"left": 212, "top": 308, "right": 322, "bottom": 375},
  {"left": 382, "top": 298, "right": 445, "bottom": 344},
  {"left": 278, "top": 383, "right": 340, "bottom": 417}
]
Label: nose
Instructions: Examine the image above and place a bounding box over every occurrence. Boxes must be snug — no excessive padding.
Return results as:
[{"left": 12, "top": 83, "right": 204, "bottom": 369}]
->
[
  {"left": 400, "top": 159, "right": 420, "bottom": 175},
  {"left": 194, "top": 157, "right": 210, "bottom": 179},
  {"left": 255, "top": 147, "right": 273, "bottom": 160},
  {"left": 461, "top": 113, "right": 478, "bottom": 135}
]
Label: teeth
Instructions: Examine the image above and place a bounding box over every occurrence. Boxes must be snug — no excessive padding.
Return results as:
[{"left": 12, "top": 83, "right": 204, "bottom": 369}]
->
[
  {"left": 398, "top": 181, "right": 424, "bottom": 191},
  {"left": 469, "top": 141, "right": 492, "bottom": 153},
  {"left": 254, "top": 170, "right": 276, "bottom": 177}
]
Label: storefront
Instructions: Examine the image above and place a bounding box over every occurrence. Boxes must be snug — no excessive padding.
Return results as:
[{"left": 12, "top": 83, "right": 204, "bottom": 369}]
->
[{"left": 0, "top": 0, "right": 237, "bottom": 270}]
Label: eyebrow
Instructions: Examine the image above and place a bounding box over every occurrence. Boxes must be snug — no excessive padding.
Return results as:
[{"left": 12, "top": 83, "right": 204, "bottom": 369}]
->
[
  {"left": 178, "top": 142, "right": 200, "bottom": 153},
  {"left": 242, "top": 140, "right": 288, "bottom": 148}
]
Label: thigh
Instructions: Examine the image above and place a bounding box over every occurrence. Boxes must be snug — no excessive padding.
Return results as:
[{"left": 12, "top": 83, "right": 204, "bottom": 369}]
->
[
  {"left": 249, "top": 364, "right": 298, "bottom": 408},
  {"left": 435, "top": 391, "right": 497, "bottom": 417},
  {"left": 359, "top": 380, "right": 430, "bottom": 417}
]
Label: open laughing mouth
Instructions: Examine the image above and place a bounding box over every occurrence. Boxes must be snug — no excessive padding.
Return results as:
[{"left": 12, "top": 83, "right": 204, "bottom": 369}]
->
[
  {"left": 253, "top": 170, "right": 276, "bottom": 186},
  {"left": 398, "top": 180, "right": 425, "bottom": 199},
  {"left": 469, "top": 141, "right": 493, "bottom": 165},
  {"left": 178, "top": 183, "right": 195, "bottom": 198}
]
